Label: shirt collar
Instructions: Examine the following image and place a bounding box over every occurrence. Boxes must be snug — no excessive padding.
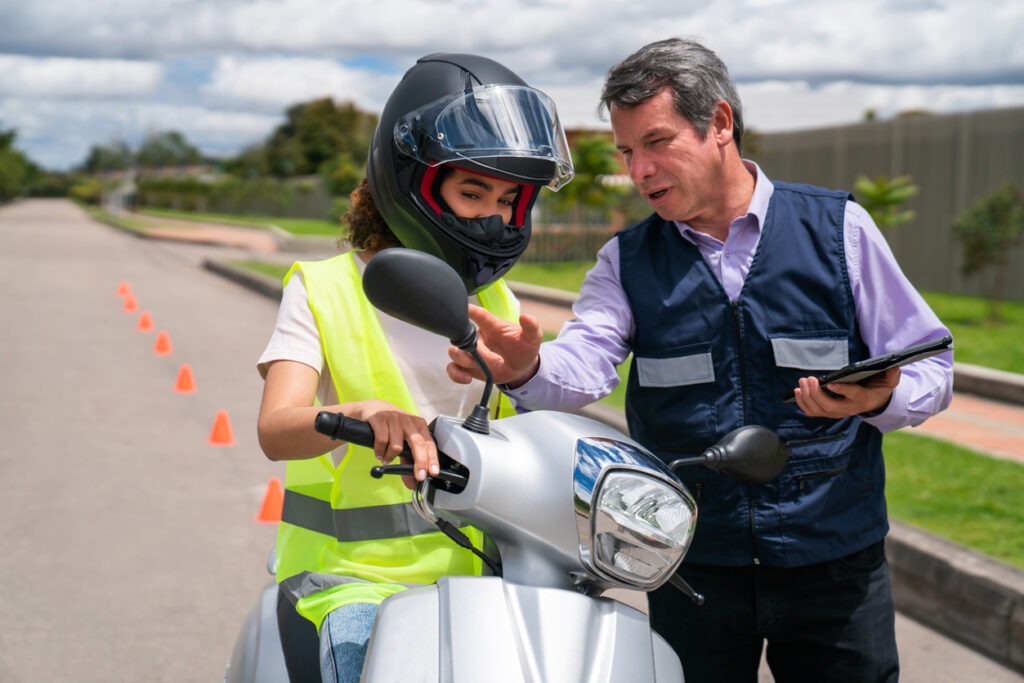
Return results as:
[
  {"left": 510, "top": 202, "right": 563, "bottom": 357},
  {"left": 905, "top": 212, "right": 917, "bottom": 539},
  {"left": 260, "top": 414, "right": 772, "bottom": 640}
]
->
[{"left": 674, "top": 160, "right": 774, "bottom": 244}]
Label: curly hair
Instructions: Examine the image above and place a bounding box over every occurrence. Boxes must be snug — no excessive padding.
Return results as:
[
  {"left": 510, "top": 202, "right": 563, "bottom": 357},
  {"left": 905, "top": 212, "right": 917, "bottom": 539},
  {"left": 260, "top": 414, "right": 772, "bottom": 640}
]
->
[{"left": 340, "top": 178, "right": 401, "bottom": 251}]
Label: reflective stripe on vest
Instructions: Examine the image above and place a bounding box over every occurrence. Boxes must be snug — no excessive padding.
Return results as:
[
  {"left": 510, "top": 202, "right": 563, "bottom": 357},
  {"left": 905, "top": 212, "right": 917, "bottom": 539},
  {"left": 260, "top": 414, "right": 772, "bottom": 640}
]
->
[{"left": 282, "top": 488, "right": 457, "bottom": 541}]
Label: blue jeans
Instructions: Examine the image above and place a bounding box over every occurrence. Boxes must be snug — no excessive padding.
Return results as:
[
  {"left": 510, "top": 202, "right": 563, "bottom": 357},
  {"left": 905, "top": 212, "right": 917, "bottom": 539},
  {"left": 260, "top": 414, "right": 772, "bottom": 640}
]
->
[
  {"left": 649, "top": 541, "right": 899, "bottom": 683},
  {"left": 319, "top": 602, "right": 379, "bottom": 683}
]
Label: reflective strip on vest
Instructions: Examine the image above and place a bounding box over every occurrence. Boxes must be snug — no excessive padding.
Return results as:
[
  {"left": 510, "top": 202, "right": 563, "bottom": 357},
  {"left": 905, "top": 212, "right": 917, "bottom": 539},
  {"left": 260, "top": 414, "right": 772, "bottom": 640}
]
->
[{"left": 282, "top": 489, "right": 456, "bottom": 541}]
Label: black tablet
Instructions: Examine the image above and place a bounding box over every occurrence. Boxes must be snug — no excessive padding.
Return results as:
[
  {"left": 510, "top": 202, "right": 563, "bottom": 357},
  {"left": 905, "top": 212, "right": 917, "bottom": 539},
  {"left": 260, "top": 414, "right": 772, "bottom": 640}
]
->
[{"left": 781, "top": 335, "right": 952, "bottom": 402}]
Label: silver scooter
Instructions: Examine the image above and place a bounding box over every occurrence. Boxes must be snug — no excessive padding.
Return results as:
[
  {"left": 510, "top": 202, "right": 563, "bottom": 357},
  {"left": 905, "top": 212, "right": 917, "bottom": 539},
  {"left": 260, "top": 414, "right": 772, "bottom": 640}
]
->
[{"left": 225, "top": 248, "right": 789, "bottom": 682}]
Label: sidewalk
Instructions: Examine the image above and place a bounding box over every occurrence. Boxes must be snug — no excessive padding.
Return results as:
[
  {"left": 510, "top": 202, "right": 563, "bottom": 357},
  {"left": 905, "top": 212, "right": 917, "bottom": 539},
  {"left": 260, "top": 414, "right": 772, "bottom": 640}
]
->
[
  {"left": 116, "top": 210, "right": 282, "bottom": 251},
  {"left": 916, "top": 392, "right": 1024, "bottom": 462},
  {"left": 104, "top": 209, "right": 336, "bottom": 255}
]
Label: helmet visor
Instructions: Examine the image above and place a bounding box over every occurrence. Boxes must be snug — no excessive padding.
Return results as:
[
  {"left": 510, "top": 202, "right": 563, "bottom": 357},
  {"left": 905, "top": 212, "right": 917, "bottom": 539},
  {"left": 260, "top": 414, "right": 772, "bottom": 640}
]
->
[{"left": 395, "top": 84, "right": 574, "bottom": 191}]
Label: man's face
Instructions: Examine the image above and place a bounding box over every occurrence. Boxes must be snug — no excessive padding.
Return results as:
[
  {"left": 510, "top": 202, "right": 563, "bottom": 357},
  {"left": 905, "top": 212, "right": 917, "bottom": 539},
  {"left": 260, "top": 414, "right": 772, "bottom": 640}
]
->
[{"left": 611, "top": 88, "right": 723, "bottom": 225}]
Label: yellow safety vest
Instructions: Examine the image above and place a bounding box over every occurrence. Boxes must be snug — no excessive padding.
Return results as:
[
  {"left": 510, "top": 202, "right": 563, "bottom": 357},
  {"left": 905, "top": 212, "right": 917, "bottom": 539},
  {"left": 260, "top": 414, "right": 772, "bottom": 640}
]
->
[{"left": 273, "top": 251, "right": 519, "bottom": 630}]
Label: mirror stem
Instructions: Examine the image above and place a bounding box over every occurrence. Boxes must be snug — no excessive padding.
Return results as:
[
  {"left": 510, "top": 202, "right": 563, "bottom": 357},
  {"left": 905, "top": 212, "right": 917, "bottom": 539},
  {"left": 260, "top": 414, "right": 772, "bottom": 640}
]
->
[
  {"left": 668, "top": 452, "right": 711, "bottom": 471},
  {"left": 461, "top": 346, "right": 494, "bottom": 435}
]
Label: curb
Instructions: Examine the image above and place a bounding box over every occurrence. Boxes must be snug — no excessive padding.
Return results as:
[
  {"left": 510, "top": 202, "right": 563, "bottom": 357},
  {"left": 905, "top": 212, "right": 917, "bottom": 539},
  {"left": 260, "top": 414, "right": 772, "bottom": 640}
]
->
[
  {"left": 506, "top": 280, "right": 579, "bottom": 308},
  {"left": 887, "top": 521, "right": 1024, "bottom": 672},
  {"left": 203, "top": 258, "right": 1024, "bottom": 673},
  {"left": 203, "top": 259, "right": 284, "bottom": 301},
  {"left": 955, "top": 363, "right": 1024, "bottom": 406}
]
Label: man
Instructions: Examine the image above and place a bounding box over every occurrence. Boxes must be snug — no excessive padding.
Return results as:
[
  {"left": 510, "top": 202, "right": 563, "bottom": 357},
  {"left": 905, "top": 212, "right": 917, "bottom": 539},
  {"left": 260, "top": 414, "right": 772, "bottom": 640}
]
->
[{"left": 447, "top": 38, "right": 952, "bottom": 682}]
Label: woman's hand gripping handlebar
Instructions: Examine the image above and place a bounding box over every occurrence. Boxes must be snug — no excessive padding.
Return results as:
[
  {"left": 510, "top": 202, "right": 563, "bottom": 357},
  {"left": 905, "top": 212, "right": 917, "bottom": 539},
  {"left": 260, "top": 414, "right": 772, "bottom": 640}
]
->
[{"left": 313, "top": 411, "right": 468, "bottom": 491}]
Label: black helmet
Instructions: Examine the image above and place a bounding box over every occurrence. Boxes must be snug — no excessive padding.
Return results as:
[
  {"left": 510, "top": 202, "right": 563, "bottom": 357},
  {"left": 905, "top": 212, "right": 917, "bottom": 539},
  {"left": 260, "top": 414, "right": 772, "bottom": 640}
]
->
[{"left": 367, "top": 53, "right": 573, "bottom": 294}]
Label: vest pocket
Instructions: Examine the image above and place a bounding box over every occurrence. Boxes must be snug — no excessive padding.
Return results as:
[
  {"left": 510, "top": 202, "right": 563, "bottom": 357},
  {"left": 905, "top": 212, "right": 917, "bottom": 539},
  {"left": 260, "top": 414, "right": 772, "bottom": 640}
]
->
[
  {"left": 632, "top": 344, "right": 717, "bottom": 438},
  {"left": 771, "top": 333, "right": 848, "bottom": 430}
]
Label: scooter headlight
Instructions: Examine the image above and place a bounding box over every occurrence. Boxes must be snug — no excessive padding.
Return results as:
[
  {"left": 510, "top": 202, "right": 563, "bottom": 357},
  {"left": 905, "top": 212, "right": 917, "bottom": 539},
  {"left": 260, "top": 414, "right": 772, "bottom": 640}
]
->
[
  {"left": 574, "top": 437, "right": 697, "bottom": 590},
  {"left": 592, "top": 470, "right": 696, "bottom": 588}
]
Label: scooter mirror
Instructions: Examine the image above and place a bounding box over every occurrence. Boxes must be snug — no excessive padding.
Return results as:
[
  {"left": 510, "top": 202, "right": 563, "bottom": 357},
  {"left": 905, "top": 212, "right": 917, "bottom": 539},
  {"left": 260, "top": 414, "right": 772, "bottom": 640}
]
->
[
  {"left": 669, "top": 425, "right": 789, "bottom": 485},
  {"left": 363, "top": 248, "right": 477, "bottom": 349}
]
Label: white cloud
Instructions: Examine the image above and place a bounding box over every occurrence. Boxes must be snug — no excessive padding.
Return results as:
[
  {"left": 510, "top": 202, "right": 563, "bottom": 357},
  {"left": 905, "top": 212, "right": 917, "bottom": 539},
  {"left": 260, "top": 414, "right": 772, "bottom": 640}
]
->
[
  {"left": 0, "top": 55, "right": 163, "bottom": 98},
  {"left": 2, "top": 0, "right": 1023, "bottom": 170},
  {"left": 2, "top": 97, "right": 279, "bottom": 169},
  {"left": 201, "top": 56, "right": 398, "bottom": 113},
  {"left": 740, "top": 81, "right": 1024, "bottom": 133}
]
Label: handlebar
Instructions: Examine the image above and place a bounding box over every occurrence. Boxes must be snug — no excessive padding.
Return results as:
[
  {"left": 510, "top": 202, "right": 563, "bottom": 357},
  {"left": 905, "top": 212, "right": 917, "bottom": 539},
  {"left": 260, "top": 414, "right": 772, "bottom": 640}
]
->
[
  {"left": 313, "top": 410, "right": 378, "bottom": 449},
  {"left": 313, "top": 410, "right": 469, "bottom": 491}
]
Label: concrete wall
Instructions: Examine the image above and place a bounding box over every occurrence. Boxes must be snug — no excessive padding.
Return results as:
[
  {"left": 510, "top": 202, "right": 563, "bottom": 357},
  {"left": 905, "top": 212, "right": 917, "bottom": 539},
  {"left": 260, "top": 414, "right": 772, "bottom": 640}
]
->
[{"left": 754, "top": 107, "right": 1024, "bottom": 301}]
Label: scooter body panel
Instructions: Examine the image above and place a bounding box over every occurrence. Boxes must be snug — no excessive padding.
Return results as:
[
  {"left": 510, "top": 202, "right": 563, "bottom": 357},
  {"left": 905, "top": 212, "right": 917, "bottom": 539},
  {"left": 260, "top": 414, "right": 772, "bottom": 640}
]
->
[
  {"left": 223, "top": 580, "right": 289, "bottom": 683},
  {"left": 362, "top": 576, "right": 685, "bottom": 682}
]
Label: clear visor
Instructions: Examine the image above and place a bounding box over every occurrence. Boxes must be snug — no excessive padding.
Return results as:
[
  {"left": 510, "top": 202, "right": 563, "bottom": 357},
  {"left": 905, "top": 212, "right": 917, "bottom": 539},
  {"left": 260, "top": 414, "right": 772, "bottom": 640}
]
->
[{"left": 394, "top": 84, "right": 574, "bottom": 191}]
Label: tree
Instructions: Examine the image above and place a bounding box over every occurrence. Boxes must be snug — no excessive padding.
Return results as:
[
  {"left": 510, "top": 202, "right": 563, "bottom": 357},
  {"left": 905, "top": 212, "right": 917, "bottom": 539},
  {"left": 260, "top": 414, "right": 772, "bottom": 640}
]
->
[
  {"left": 319, "top": 152, "right": 363, "bottom": 197},
  {"left": 80, "top": 139, "right": 134, "bottom": 174},
  {"left": 221, "top": 144, "right": 270, "bottom": 179},
  {"left": 135, "top": 130, "right": 203, "bottom": 170},
  {"left": 263, "top": 98, "right": 377, "bottom": 179},
  {"left": 853, "top": 174, "right": 919, "bottom": 232},
  {"left": 0, "top": 124, "right": 30, "bottom": 202},
  {"left": 546, "top": 133, "right": 629, "bottom": 220},
  {"left": 951, "top": 181, "right": 1024, "bottom": 322}
]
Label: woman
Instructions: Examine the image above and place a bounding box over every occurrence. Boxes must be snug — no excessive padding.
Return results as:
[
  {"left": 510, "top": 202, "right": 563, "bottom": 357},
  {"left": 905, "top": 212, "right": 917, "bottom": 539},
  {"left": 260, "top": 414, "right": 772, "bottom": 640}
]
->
[{"left": 255, "top": 52, "right": 573, "bottom": 683}]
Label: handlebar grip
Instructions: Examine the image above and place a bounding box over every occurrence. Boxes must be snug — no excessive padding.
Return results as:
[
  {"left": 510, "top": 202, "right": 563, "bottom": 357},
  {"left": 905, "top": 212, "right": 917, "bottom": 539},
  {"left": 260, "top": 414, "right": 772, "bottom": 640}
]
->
[{"left": 314, "top": 411, "right": 375, "bottom": 448}]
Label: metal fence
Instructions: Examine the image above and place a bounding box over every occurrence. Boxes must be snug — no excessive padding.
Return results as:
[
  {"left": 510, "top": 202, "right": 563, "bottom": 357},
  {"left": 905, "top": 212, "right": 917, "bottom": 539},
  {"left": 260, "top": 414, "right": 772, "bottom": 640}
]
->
[{"left": 752, "top": 106, "right": 1024, "bottom": 302}]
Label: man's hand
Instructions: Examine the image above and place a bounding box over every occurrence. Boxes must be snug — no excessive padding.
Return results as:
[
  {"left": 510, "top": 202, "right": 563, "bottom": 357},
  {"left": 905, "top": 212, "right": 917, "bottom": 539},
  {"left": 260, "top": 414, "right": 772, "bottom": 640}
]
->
[
  {"left": 447, "top": 304, "right": 543, "bottom": 388},
  {"left": 794, "top": 367, "right": 901, "bottom": 419}
]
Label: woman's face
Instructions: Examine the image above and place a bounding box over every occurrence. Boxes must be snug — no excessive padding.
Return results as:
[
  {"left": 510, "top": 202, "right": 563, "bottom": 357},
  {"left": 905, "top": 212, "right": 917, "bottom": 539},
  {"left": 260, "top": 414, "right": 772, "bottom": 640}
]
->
[{"left": 438, "top": 167, "right": 521, "bottom": 224}]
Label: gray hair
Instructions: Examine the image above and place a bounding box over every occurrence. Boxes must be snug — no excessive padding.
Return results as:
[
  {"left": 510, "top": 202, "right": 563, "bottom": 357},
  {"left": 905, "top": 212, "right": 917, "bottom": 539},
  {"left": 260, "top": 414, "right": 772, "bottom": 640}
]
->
[{"left": 600, "top": 38, "right": 745, "bottom": 154}]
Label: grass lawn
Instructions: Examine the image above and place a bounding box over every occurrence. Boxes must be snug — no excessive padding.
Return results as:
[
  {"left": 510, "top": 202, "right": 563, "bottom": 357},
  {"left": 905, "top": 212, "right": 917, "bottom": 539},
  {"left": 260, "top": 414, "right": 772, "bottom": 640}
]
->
[
  {"left": 884, "top": 430, "right": 1024, "bottom": 568},
  {"left": 140, "top": 208, "right": 340, "bottom": 236},
  {"left": 921, "top": 291, "right": 1024, "bottom": 373}
]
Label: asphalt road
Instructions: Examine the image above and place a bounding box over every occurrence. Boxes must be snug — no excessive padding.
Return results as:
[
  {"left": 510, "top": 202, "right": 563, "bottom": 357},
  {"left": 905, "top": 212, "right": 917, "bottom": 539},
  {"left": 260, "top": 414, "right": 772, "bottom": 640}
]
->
[
  {"left": 0, "top": 200, "right": 281, "bottom": 682},
  {"left": 1, "top": 199, "right": 1020, "bottom": 682}
]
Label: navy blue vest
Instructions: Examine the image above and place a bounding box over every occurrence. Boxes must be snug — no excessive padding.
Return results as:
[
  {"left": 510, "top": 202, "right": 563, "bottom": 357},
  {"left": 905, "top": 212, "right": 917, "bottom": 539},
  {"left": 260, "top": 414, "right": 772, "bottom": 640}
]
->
[{"left": 618, "top": 181, "right": 886, "bottom": 567}]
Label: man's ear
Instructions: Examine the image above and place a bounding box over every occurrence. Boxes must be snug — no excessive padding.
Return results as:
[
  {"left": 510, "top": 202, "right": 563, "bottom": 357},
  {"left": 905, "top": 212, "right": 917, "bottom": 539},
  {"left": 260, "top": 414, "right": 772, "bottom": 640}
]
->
[{"left": 711, "top": 101, "right": 735, "bottom": 148}]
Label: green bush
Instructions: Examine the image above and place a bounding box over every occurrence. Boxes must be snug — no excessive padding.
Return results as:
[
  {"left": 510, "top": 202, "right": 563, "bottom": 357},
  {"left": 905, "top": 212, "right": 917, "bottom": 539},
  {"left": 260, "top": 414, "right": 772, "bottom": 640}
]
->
[{"left": 952, "top": 181, "right": 1024, "bottom": 321}]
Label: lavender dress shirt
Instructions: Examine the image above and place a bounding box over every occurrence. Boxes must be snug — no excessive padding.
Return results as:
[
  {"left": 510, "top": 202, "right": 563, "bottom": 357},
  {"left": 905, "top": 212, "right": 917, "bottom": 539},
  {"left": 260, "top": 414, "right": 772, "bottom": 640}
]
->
[{"left": 506, "top": 162, "right": 953, "bottom": 433}]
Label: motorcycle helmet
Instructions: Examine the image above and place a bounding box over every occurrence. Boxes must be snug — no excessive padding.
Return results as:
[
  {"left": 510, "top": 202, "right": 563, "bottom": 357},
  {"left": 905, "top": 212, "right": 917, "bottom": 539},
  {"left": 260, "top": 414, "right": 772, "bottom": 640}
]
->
[{"left": 367, "top": 53, "right": 574, "bottom": 293}]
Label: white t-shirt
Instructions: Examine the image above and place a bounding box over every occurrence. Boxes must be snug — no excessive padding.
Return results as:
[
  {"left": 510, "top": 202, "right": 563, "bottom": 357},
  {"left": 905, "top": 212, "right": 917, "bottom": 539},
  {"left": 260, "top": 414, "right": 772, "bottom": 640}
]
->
[{"left": 257, "top": 255, "right": 483, "bottom": 423}]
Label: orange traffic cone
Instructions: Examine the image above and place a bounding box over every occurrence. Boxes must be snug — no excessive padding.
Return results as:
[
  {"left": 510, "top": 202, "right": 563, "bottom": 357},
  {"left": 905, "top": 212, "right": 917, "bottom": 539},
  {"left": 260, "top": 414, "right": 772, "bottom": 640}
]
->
[
  {"left": 137, "top": 311, "right": 154, "bottom": 332},
  {"left": 208, "top": 409, "right": 236, "bottom": 446},
  {"left": 256, "top": 477, "right": 284, "bottom": 523},
  {"left": 117, "top": 281, "right": 132, "bottom": 298},
  {"left": 153, "top": 330, "right": 172, "bottom": 355},
  {"left": 174, "top": 364, "right": 196, "bottom": 393},
  {"left": 123, "top": 294, "right": 138, "bottom": 313}
]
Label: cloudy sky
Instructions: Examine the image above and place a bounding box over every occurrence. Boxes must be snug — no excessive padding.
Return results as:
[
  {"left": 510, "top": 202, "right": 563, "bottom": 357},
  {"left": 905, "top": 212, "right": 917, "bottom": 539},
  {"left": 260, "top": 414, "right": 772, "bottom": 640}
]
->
[{"left": 1, "top": 0, "right": 1022, "bottom": 171}]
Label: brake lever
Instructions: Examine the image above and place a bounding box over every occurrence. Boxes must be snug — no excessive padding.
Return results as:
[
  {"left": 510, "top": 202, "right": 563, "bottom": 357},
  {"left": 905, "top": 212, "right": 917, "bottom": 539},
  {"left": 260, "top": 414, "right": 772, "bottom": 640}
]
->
[{"left": 369, "top": 464, "right": 469, "bottom": 491}]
